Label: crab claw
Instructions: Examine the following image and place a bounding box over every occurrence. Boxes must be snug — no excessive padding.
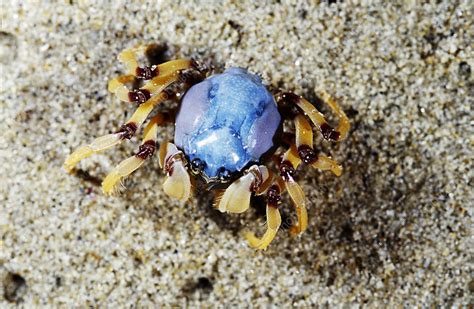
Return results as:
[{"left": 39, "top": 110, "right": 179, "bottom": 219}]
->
[
  {"left": 217, "top": 165, "right": 269, "bottom": 214},
  {"left": 159, "top": 142, "right": 191, "bottom": 202}
]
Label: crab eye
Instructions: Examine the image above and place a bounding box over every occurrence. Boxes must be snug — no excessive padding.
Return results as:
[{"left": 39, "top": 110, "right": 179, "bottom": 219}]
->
[
  {"left": 217, "top": 167, "right": 232, "bottom": 182},
  {"left": 190, "top": 157, "right": 206, "bottom": 174}
]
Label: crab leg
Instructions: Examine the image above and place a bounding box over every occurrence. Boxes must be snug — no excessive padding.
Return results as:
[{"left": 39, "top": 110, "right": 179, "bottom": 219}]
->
[
  {"left": 244, "top": 184, "right": 282, "bottom": 250},
  {"left": 158, "top": 142, "right": 192, "bottom": 202},
  {"left": 117, "top": 47, "right": 193, "bottom": 78},
  {"left": 216, "top": 165, "right": 270, "bottom": 214},
  {"left": 64, "top": 92, "right": 167, "bottom": 172},
  {"left": 107, "top": 46, "right": 198, "bottom": 104},
  {"left": 279, "top": 145, "right": 308, "bottom": 235},
  {"left": 279, "top": 90, "right": 350, "bottom": 141},
  {"left": 294, "top": 114, "right": 342, "bottom": 176},
  {"left": 108, "top": 63, "right": 193, "bottom": 104},
  {"left": 101, "top": 113, "right": 166, "bottom": 195}
]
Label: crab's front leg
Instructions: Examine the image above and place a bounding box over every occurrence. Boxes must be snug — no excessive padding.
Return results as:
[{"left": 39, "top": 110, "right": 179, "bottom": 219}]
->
[
  {"left": 215, "top": 165, "right": 279, "bottom": 250},
  {"left": 279, "top": 145, "right": 308, "bottom": 236},
  {"left": 243, "top": 183, "right": 282, "bottom": 250},
  {"left": 216, "top": 165, "right": 271, "bottom": 214}
]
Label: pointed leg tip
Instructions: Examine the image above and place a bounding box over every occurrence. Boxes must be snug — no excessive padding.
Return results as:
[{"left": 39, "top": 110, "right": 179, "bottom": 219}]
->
[
  {"left": 63, "top": 157, "right": 80, "bottom": 174},
  {"left": 64, "top": 146, "right": 94, "bottom": 172},
  {"left": 107, "top": 80, "right": 119, "bottom": 93},
  {"left": 289, "top": 225, "right": 307, "bottom": 236},
  {"left": 333, "top": 165, "right": 343, "bottom": 176},
  {"left": 63, "top": 162, "right": 75, "bottom": 174},
  {"left": 289, "top": 226, "right": 300, "bottom": 236},
  {"left": 243, "top": 231, "right": 272, "bottom": 251},
  {"left": 102, "top": 172, "right": 121, "bottom": 195}
]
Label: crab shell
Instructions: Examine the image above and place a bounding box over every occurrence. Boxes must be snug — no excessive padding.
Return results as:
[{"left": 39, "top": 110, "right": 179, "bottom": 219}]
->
[{"left": 174, "top": 67, "right": 282, "bottom": 183}]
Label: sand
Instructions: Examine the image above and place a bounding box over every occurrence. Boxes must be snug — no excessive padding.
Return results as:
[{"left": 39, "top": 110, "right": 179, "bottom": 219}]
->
[{"left": 1, "top": 0, "right": 472, "bottom": 307}]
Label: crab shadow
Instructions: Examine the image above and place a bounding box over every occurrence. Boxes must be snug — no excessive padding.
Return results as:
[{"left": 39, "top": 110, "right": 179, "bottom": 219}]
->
[
  {"left": 192, "top": 107, "right": 433, "bottom": 281},
  {"left": 280, "top": 112, "right": 434, "bottom": 280},
  {"left": 190, "top": 113, "right": 431, "bottom": 278}
]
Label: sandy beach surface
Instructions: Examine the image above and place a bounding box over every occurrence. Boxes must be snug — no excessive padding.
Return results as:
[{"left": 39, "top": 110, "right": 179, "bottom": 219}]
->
[{"left": 1, "top": 1, "right": 472, "bottom": 307}]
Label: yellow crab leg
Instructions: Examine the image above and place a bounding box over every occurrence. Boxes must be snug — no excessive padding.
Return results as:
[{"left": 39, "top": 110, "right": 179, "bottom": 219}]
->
[
  {"left": 279, "top": 90, "right": 350, "bottom": 141},
  {"left": 244, "top": 184, "right": 282, "bottom": 250},
  {"left": 294, "top": 114, "right": 342, "bottom": 176},
  {"left": 279, "top": 145, "right": 308, "bottom": 235},
  {"left": 116, "top": 47, "right": 193, "bottom": 78},
  {"left": 101, "top": 114, "right": 165, "bottom": 195},
  {"left": 63, "top": 93, "right": 167, "bottom": 172},
  {"left": 108, "top": 47, "right": 197, "bottom": 104},
  {"left": 108, "top": 70, "right": 185, "bottom": 104}
]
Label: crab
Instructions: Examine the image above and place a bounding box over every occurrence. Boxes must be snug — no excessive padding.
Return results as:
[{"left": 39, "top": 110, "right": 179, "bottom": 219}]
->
[{"left": 64, "top": 46, "right": 350, "bottom": 250}]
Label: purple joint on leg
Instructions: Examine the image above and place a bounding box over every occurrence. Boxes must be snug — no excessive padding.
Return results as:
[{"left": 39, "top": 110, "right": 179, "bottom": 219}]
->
[
  {"left": 267, "top": 185, "right": 281, "bottom": 208},
  {"left": 297, "top": 145, "right": 318, "bottom": 164},
  {"left": 116, "top": 123, "right": 138, "bottom": 140},
  {"left": 128, "top": 89, "right": 151, "bottom": 104},
  {"left": 320, "top": 123, "right": 340, "bottom": 141},
  {"left": 280, "top": 92, "right": 301, "bottom": 105},
  {"left": 136, "top": 140, "right": 156, "bottom": 160},
  {"left": 135, "top": 66, "right": 158, "bottom": 80},
  {"left": 279, "top": 160, "right": 296, "bottom": 182}
]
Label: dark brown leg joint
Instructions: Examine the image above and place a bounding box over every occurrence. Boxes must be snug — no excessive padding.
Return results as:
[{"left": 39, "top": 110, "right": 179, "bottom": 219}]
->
[
  {"left": 320, "top": 123, "right": 340, "bottom": 141},
  {"left": 297, "top": 145, "right": 318, "bottom": 164},
  {"left": 116, "top": 122, "right": 138, "bottom": 140},
  {"left": 279, "top": 160, "right": 296, "bottom": 182},
  {"left": 267, "top": 185, "right": 281, "bottom": 208},
  {"left": 136, "top": 140, "right": 156, "bottom": 160},
  {"left": 135, "top": 66, "right": 158, "bottom": 80},
  {"left": 278, "top": 92, "right": 301, "bottom": 105},
  {"left": 128, "top": 89, "right": 151, "bottom": 104}
]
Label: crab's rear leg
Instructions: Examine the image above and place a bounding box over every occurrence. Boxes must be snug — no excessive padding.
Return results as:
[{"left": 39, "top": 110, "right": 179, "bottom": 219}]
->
[
  {"left": 101, "top": 113, "right": 168, "bottom": 195},
  {"left": 108, "top": 62, "right": 195, "bottom": 104},
  {"left": 295, "top": 114, "right": 342, "bottom": 176},
  {"left": 277, "top": 116, "right": 342, "bottom": 236},
  {"left": 279, "top": 90, "right": 350, "bottom": 141},
  {"left": 114, "top": 47, "right": 190, "bottom": 79}
]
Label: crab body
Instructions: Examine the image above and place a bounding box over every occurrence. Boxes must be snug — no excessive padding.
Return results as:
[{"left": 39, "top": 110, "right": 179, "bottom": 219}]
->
[
  {"left": 174, "top": 67, "right": 281, "bottom": 182},
  {"left": 64, "top": 46, "right": 350, "bottom": 250}
]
